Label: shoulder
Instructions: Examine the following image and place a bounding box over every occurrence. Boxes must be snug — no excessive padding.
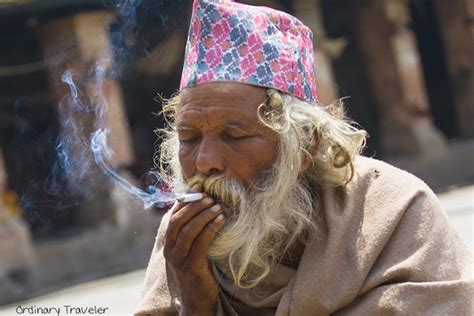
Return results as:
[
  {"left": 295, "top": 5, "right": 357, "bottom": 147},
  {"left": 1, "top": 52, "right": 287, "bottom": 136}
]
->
[
  {"left": 320, "top": 156, "right": 441, "bottom": 242},
  {"left": 315, "top": 156, "right": 473, "bottom": 313},
  {"left": 321, "top": 156, "right": 438, "bottom": 219},
  {"left": 349, "top": 155, "right": 437, "bottom": 207},
  {"left": 324, "top": 156, "right": 446, "bottom": 243},
  {"left": 352, "top": 155, "right": 430, "bottom": 190}
]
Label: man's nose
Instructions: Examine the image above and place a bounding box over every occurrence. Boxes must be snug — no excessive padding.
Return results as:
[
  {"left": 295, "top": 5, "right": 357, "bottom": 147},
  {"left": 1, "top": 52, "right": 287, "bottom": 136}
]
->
[{"left": 195, "top": 136, "right": 225, "bottom": 176}]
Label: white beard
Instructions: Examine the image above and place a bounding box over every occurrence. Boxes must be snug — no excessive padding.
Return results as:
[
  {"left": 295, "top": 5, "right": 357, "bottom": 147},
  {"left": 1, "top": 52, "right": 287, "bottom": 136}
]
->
[{"left": 180, "top": 165, "right": 318, "bottom": 288}]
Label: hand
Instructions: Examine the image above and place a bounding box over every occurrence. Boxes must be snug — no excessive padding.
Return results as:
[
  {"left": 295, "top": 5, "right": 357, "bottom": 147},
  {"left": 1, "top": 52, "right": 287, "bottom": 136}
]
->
[{"left": 163, "top": 195, "right": 225, "bottom": 315}]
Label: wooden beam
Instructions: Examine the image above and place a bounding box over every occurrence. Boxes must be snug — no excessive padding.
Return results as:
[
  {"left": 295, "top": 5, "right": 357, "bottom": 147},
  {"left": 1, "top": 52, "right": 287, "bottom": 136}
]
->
[{"left": 435, "top": 0, "right": 474, "bottom": 137}]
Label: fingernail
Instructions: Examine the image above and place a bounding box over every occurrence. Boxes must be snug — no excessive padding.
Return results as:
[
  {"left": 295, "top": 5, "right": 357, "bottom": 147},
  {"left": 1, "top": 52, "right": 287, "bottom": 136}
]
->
[
  {"left": 210, "top": 204, "right": 221, "bottom": 212},
  {"left": 203, "top": 197, "right": 213, "bottom": 205},
  {"left": 215, "top": 214, "right": 225, "bottom": 222}
]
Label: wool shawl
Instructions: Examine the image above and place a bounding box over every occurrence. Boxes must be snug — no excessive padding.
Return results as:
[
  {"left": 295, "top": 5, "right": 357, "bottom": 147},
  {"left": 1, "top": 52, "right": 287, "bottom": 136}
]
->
[{"left": 135, "top": 156, "right": 473, "bottom": 315}]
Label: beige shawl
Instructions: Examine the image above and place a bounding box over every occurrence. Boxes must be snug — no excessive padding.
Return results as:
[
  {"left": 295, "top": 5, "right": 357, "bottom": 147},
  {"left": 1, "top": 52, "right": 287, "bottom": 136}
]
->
[{"left": 135, "top": 156, "right": 474, "bottom": 315}]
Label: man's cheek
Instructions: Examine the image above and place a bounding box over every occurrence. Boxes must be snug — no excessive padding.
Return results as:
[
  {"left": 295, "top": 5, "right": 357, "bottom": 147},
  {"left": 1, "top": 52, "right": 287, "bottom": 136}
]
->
[{"left": 179, "top": 160, "right": 194, "bottom": 181}]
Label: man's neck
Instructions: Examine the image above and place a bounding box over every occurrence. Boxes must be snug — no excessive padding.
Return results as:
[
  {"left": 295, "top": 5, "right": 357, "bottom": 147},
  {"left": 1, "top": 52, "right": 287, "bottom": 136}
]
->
[{"left": 280, "top": 240, "right": 305, "bottom": 269}]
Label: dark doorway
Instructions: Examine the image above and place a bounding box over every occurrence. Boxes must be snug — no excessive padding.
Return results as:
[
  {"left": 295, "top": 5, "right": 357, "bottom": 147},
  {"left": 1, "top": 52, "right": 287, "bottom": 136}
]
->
[
  {"left": 0, "top": 18, "right": 81, "bottom": 240},
  {"left": 320, "top": 0, "right": 380, "bottom": 158},
  {"left": 409, "top": 0, "right": 458, "bottom": 138}
]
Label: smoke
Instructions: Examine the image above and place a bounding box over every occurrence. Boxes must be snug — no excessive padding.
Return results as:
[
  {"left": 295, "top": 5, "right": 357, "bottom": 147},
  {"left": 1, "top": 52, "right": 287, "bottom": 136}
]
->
[
  {"left": 50, "top": 0, "right": 187, "bottom": 209},
  {"left": 16, "top": 0, "right": 189, "bottom": 222},
  {"left": 91, "top": 129, "right": 174, "bottom": 208},
  {"left": 55, "top": 65, "right": 177, "bottom": 209}
]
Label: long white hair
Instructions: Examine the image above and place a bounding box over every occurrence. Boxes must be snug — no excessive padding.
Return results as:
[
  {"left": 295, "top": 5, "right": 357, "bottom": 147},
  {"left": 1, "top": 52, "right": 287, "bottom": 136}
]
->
[{"left": 156, "top": 89, "right": 367, "bottom": 288}]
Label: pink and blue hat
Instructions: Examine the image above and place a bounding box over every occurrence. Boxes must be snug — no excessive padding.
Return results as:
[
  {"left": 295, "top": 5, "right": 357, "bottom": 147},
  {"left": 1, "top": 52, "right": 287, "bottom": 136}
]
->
[{"left": 179, "top": 0, "right": 318, "bottom": 102}]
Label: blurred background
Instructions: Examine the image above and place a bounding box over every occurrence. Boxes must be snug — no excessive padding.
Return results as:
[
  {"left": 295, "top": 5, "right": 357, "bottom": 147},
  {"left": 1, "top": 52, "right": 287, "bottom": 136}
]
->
[{"left": 0, "top": 0, "right": 473, "bottom": 314}]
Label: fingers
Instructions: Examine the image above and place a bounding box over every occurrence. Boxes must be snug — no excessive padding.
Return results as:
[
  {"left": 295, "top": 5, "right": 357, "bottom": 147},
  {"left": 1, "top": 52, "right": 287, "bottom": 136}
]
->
[
  {"left": 164, "top": 202, "right": 226, "bottom": 266},
  {"left": 164, "top": 180, "right": 225, "bottom": 266},
  {"left": 188, "top": 214, "right": 225, "bottom": 262},
  {"left": 172, "top": 204, "right": 223, "bottom": 263},
  {"left": 166, "top": 196, "right": 214, "bottom": 247},
  {"left": 170, "top": 201, "right": 185, "bottom": 214}
]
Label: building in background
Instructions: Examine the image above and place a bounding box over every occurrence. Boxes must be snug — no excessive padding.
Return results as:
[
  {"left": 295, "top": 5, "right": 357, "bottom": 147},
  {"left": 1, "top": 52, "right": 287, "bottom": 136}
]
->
[{"left": 0, "top": 0, "right": 472, "bottom": 305}]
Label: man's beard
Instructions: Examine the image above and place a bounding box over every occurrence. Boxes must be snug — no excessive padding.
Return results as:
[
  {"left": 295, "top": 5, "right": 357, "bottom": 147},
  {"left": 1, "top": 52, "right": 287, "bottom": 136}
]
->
[{"left": 177, "top": 164, "right": 318, "bottom": 289}]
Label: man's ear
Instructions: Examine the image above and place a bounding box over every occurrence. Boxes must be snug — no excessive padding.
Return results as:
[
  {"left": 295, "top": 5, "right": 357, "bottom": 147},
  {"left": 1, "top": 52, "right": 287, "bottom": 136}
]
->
[
  {"left": 300, "top": 135, "right": 320, "bottom": 172},
  {"left": 301, "top": 155, "right": 311, "bottom": 172}
]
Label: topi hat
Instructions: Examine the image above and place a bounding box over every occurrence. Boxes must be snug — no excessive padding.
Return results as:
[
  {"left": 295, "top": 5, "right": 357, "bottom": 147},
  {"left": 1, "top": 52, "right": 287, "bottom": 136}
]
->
[{"left": 180, "top": 0, "right": 318, "bottom": 102}]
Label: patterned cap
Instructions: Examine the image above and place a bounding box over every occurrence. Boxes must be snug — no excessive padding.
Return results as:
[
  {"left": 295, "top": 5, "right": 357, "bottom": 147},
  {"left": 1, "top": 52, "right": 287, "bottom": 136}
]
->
[{"left": 180, "top": 0, "right": 317, "bottom": 102}]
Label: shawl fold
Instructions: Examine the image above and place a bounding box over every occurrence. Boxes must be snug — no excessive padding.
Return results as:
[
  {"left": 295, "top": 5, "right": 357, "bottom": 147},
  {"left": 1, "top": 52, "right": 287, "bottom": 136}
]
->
[{"left": 134, "top": 156, "right": 474, "bottom": 315}]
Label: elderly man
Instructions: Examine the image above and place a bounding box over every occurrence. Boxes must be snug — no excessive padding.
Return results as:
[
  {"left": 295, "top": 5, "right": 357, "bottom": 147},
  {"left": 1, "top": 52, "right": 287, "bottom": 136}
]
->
[{"left": 135, "top": 0, "right": 473, "bottom": 315}]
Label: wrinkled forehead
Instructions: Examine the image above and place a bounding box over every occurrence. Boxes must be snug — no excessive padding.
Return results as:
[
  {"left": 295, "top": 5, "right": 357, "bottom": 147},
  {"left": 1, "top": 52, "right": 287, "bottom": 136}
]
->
[
  {"left": 179, "top": 82, "right": 266, "bottom": 107},
  {"left": 176, "top": 82, "right": 268, "bottom": 129}
]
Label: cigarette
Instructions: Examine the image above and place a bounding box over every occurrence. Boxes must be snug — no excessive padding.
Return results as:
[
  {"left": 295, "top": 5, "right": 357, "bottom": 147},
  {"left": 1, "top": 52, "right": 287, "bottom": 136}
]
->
[{"left": 176, "top": 193, "right": 204, "bottom": 202}]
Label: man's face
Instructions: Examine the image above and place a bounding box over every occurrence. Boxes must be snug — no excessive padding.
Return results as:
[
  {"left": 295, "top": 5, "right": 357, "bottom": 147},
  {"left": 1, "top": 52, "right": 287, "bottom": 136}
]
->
[{"left": 177, "top": 82, "right": 279, "bottom": 188}]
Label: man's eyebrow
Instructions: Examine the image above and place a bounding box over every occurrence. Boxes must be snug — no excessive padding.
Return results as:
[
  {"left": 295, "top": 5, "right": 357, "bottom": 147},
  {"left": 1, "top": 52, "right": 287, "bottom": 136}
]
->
[
  {"left": 176, "top": 121, "right": 250, "bottom": 131},
  {"left": 176, "top": 124, "right": 194, "bottom": 131},
  {"left": 224, "top": 121, "right": 245, "bottom": 129}
]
